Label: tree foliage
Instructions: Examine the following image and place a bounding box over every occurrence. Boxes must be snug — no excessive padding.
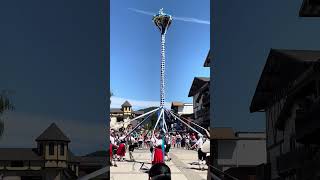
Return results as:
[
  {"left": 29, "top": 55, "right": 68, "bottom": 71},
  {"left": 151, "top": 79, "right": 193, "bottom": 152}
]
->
[
  {"left": 137, "top": 107, "right": 159, "bottom": 130},
  {"left": 0, "top": 90, "right": 14, "bottom": 137}
]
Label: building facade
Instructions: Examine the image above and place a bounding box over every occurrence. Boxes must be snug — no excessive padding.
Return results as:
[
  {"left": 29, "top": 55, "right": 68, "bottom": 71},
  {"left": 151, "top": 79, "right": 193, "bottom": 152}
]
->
[
  {"left": 170, "top": 102, "right": 193, "bottom": 131},
  {"left": 110, "top": 101, "right": 144, "bottom": 131},
  {"left": 171, "top": 102, "right": 193, "bottom": 115},
  {"left": 250, "top": 49, "right": 320, "bottom": 180},
  {"left": 0, "top": 123, "right": 79, "bottom": 180},
  {"left": 188, "top": 77, "right": 210, "bottom": 130},
  {"left": 188, "top": 50, "right": 210, "bottom": 131},
  {"left": 0, "top": 123, "right": 108, "bottom": 180},
  {"left": 210, "top": 128, "right": 266, "bottom": 180}
]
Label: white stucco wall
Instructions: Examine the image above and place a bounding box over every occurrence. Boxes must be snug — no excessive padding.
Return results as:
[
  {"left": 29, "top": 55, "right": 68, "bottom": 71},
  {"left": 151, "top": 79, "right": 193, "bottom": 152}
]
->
[
  {"left": 236, "top": 139, "right": 266, "bottom": 165},
  {"left": 3, "top": 177, "right": 21, "bottom": 180},
  {"left": 217, "top": 138, "right": 266, "bottom": 167},
  {"left": 181, "top": 104, "right": 193, "bottom": 114}
]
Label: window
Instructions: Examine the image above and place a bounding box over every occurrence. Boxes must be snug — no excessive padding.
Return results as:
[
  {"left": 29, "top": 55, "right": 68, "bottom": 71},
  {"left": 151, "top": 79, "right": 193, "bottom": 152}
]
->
[
  {"left": 49, "top": 143, "right": 55, "bottom": 155},
  {"left": 60, "top": 143, "right": 65, "bottom": 155},
  {"left": 11, "top": 161, "right": 24, "bottom": 167},
  {"left": 290, "top": 136, "right": 296, "bottom": 151},
  {"left": 39, "top": 143, "right": 43, "bottom": 155}
]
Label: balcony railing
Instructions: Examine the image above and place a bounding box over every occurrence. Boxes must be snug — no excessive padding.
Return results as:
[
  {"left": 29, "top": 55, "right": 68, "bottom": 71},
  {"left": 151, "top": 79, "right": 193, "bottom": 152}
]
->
[
  {"left": 202, "top": 94, "right": 210, "bottom": 106},
  {"left": 295, "top": 97, "right": 320, "bottom": 144},
  {"left": 196, "top": 108, "right": 209, "bottom": 118}
]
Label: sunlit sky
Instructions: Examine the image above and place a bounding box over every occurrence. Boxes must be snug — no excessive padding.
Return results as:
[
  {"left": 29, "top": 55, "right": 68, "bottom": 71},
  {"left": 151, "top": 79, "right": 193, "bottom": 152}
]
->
[{"left": 110, "top": 0, "right": 210, "bottom": 110}]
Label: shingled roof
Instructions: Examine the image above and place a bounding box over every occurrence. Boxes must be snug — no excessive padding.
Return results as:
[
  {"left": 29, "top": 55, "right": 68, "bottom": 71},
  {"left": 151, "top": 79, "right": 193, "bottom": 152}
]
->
[
  {"left": 110, "top": 108, "right": 122, "bottom": 113},
  {"left": 210, "top": 127, "right": 238, "bottom": 140},
  {"left": 0, "top": 148, "right": 42, "bottom": 161},
  {"left": 121, "top": 101, "right": 132, "bottom": 107},
  {"left": 171, "top": 102, "right": 184, "bottom": 107},
  {"left": 36, "top": 123, "right": 70, "bottom": 142}
]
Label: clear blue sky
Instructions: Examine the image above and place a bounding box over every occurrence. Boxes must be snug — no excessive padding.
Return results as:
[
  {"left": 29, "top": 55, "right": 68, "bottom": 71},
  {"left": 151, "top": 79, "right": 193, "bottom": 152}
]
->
[
  {"left": 212, "top": 0, "right": 320, "bottom": 131},
  {"left": 110, "top": 1, "right": 210, "bottom": 109}
]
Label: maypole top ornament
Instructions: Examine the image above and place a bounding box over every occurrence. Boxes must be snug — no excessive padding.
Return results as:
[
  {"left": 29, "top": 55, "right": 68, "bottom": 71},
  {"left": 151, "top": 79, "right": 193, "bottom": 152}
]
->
[{"left": 153, "top": 8, "right": 173, "bottom": 35}]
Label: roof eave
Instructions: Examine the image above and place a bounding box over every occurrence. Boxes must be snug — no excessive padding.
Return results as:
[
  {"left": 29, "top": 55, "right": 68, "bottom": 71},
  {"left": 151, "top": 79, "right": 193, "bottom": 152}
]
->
[
  {"left": 203, "top": 50, "right": 211, "bottom": 67},
  {"left": 299, "top": 0, "right": 320, "bottom": 17}
]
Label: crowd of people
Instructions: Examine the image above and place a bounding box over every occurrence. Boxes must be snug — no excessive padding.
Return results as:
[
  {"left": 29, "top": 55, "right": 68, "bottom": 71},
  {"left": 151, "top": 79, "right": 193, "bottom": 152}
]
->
[{"left": 109, "top": 128, "right": 209, "bottom": 171}]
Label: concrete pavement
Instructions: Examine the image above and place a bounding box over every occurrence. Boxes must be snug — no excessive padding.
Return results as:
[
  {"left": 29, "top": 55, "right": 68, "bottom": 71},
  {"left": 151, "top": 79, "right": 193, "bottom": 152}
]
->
[{"left": 110, "top": 148, "right": 208, "bottom": 180}]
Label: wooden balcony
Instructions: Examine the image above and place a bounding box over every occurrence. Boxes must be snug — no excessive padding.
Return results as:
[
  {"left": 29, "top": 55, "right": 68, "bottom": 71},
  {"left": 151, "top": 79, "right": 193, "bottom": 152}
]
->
[
  {"left": 202, "top": 94, "right": 210, "bottom": 106},
  {"left": 196, "top": 108, "right": 209, "bottom": 118},
  {"left": 295, "top": 98, "right": 320, "bottom": 144}
]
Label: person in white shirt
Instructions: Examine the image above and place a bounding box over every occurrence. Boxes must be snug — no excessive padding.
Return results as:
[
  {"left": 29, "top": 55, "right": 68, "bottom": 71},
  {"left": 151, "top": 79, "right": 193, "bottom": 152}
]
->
[
  {"left": 191, "top": 134, "right": 206, "bottom": 171},
  {"left": 110, "top": 133, "right": 118, "bottom": 167},
  {"left": 149, "top": 135, "right": 156, "bottom": 161},
  {"left": 127, "top": 135, "right": 136, "bottom": 161},
  {"left": 110, "top": 135, "right": 115, "bottom": 146},
  {"left": 164, "top": 133, "right": 171, "bottom": 161},
  {"left": 185, "top": 135, "right": 190, "bottom": 150},
  {"left": 116, "top": 135, "right": 126, "bottom": 161},
  {"left": 176, "top": 133, "right": 182, "bottom": 148},
  {"left": 151, "top": 133, "right": 165, "bottom": 165}
]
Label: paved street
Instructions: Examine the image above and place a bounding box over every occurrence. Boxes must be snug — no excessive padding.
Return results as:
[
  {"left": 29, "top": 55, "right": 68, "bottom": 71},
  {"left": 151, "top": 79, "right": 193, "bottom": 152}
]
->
[{"left": 110, "top": 148, "right": 208, "bottom": 180}]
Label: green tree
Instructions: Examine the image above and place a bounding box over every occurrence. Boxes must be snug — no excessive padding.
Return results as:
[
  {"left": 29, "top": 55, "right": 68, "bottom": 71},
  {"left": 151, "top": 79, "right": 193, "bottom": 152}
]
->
[
  {"left": 137, "top": 107, "right": 159, "bottom": 130},
  {"left": 110, "top": 91, "right": 113, "bottom": 104},
  {"left": 0, "top": 90, "right": 14, "bottom": 137}
]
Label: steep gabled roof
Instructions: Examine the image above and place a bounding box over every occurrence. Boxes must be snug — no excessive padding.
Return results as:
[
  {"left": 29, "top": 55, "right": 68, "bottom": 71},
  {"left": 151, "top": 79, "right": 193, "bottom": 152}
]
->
[
  {"left": 110, "top": 108, "right": 122, "bottom": 113},
  {"left": 204, "top": 50, "right": 211, "bottom": 67},
  {"left": 121, "top": 101, "right": 132, "bottom": 107},
  {"left": 188, "top": 77, "right": 210, "bottom": 97},
  {"left": 36, "top": 123, "right": 70, "bottom": 142},
  {"left": 250, "top": 49, "right": 320, "bottom": 112}
]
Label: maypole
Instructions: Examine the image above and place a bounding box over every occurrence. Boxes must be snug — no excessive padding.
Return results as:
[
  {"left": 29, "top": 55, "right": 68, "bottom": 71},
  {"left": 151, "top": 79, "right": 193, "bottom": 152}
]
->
[
  {"left": 153, "top": 8, "right": 172, "bottom": 162},
  {"left": 115, "top": 8, "right": 206, "bottom": 165}
]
